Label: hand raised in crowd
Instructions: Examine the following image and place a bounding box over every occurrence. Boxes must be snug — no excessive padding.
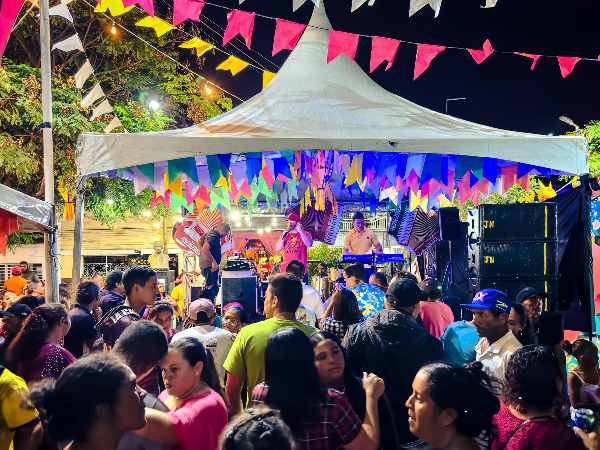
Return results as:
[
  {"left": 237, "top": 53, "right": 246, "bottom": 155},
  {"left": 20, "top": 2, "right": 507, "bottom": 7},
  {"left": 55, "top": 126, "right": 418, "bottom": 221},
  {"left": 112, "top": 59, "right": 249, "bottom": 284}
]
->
[
  {"left": 362, "top": 372, "right": 385, "bottom": 399},
  {"left": 574, "top": 426, "right": 599, "bottom": 450}
]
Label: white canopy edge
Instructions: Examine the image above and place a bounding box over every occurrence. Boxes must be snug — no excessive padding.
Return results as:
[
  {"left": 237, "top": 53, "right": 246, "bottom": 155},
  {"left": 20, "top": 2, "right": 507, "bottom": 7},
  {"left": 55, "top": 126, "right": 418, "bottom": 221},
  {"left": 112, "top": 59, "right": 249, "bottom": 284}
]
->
[
  {"left": 0, "top": 184, "right": 53, "bottom": 232},
  {"left": 76, "top": 3, "right": 588, "bottom": 177}
]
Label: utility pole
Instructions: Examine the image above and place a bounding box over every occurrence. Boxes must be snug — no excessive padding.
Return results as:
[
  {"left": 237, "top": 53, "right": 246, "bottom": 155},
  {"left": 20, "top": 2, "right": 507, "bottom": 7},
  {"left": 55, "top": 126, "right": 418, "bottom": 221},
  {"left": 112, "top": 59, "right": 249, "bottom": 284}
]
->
[{"left": 40, "top": 0, "right": 59, "bottom": 302}]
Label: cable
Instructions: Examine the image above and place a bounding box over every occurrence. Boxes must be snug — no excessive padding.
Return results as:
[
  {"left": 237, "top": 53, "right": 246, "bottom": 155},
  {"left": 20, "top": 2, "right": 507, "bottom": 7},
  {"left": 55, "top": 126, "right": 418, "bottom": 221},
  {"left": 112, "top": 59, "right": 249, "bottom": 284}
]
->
[{"left": 79, "top": 0, "right": 245, "bottom": 101}]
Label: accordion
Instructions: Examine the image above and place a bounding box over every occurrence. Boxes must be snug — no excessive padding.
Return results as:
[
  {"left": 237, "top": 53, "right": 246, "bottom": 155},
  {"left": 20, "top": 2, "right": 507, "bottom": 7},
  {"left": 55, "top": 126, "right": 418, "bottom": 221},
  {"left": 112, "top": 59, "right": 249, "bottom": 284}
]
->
[{"left": 388, "top": 207, "right": 440, "bottom": 256}]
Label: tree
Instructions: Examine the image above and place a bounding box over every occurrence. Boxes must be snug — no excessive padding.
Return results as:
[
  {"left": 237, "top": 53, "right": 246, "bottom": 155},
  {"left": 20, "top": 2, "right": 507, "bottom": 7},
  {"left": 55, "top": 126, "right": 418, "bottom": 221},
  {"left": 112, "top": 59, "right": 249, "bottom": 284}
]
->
[
  {"left": 580, "top": 121, "right": 600, "bottom": 177},
  {"left": 0, "top": 2, "right": 233, "bottom": 232}
]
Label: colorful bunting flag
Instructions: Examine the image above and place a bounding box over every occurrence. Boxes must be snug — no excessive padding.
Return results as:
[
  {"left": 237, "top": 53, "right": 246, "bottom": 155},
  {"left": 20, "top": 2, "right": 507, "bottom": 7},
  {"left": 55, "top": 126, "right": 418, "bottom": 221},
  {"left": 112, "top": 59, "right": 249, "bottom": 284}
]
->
[
  {"left": 514, "top": 52, "right": 541, "bottom": 70},
  {"left": 263, "top": 71, "right": 276, "bottom": 89},
  {"left": 48, "top": 4, "right": 74, "bottom": 22},
  {"left": 0, "top": 0, "right": 27, "bottom": 64},
  {"left": 90, "top": 99, "right": 113, "bottom": 120},
  {"left": 292, "top": 0, "right": 321, "bottom": 12},
  {"left": 179, "top": 37, "right": 214, "bottom": 57},
  {"left": 123, "top": 0, "right": 154, "bottom": 17},
  {"left": 409, "top": 0, "right": 442, "bottom": 17},
  {"left": 216, "top": 55, "right": 249, "bottom": 75},
  {"left": 414, "top": 44, "right": 445, "bottom": 79},
  {"left": 467, "top": 39, "right": 493, "bottom": 64},
  {"left": 104, "top": 116, "right": 123, "bottom": 133},
  {"left": 370, "top": 36, "right": 400, "bottom": 73},
  {"left": 272, "top": 19, "right": 306, "bottom": 56},
  {"left": 135, "top": 16, "right": 175, "bottom": 37},
  {"left": 327, "top": 30, "right": 360, "bottom": 64},
  {"left": 81, "top": 83, "right": 104, "bottom": 108},
  {"left": 223, "top": 9, "right": 255, "bottom": 49},
  {"left": 52, "top": 34, "right": 83, "bottom": 52},
  {"left": 168, "top": 157, "right": 199, "bottom": 186},
  {"left": 94, "top": 0, "right": 134, "bottom": 16},
  {"left": 173, "top": 0, "right": 204, "bottom": 26},
  {"left": 557, "top": 56, "right": 581, "bottom": 78}
]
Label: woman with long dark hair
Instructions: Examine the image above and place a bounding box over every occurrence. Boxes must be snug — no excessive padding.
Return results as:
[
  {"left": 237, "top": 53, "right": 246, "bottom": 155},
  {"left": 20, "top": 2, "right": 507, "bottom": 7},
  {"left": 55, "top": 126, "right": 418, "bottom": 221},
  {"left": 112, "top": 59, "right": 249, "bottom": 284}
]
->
[
  {"left": 133, "top": 337, "right": 228, "bottom": 450},
  {"left": 8, "top": 303, "right": 74, "bottom": 383},
  {"left": 492, "top": 345, "right": 586, "bottom": 450},
  {"left": 508, "top": 303, "right": 535, "bottom": 346},
  {"left": 320, "top": 289, "right": 363, "bottom": 341},
  {"left": 406, "top": 362, "right": 499, "bottom": 450},
  {"left": 252, "top": 327, "right": 384, "bottom": 450},
  {"left": 29, "top": 353, "right": 147, "bottom": 450}
]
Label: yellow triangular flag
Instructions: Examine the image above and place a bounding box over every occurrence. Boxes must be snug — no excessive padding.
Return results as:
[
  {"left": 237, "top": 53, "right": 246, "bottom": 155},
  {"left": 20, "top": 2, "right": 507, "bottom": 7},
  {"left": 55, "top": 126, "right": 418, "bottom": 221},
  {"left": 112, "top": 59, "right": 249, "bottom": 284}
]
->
[
  {"left": 216, "top": 55, "right": 249, "bottom": 76},
  {"left": 179, "top": 37, "right": 214, "bottom": 57},
  {"left": 94, "top": 0, "right": 133, "bottom": 16},
  {"left": 304, "top": 185, "right": 311, "bottom": 207},
  {"left": 438, "top": 194, "right": 453, "bottom": 208},
  {"left": 216, "top": 175, "right": 231, "bottom": 191},
  {"left": 409, "top": 190, "right": 428, "bottom": 211},
  {"left": 345, "top": 154, "right": 360, "bottom": 187},
  {"left": 136, "top": 17, "right": 175, "bottom": 37},
  {"left": 263, "top": 71, "right": 276, "bottom": 89},
  {"left": 169, "top": 175, "right": 183, "bottom": 198}
]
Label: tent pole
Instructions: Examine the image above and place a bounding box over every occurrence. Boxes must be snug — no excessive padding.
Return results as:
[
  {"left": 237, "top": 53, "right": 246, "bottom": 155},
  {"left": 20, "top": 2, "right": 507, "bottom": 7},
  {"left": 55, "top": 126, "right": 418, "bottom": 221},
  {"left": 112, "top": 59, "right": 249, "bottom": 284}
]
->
[
  {"left": 581, "top": 175, "right": 597, "bottom": 338},
  {"left": 40, "top": 0, "right": 58, "bottom": 302},
  {"left": 71, "top": 176, "right": 85, "bottom": 299}
]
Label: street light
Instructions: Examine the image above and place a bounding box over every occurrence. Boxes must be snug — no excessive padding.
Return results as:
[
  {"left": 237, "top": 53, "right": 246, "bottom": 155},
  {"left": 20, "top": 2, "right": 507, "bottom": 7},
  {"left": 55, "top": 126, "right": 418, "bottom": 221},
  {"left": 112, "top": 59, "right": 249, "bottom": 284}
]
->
[
  {"left": 445, "top": 97, "right": 466, "bottom": 115},
  {"left": 559, "top": 116, "right": 580, "bottom": 134},
  {"left": 149, "top": 101, "right": 160, "bottom": 111}
]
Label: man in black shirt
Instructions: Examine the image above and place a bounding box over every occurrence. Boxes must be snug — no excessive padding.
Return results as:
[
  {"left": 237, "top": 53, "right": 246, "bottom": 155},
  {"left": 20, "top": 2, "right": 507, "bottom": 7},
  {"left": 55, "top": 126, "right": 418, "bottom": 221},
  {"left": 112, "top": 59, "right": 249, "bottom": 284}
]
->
[
  {"left": 64, "top": 281, "right": 101, "bottom": 358},
  {"left": 199, "top": 223, "right": 231, "bottom": 294}
]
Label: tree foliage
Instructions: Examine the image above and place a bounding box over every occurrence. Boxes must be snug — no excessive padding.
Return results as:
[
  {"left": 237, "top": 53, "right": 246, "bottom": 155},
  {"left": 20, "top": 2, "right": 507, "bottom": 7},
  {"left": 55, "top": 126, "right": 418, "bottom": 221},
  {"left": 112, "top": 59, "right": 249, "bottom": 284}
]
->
[
  {"left": 580, "top": 121, "right": 600, "bottom": 177},
  {"left": 0, "top": 2, "right": 233, "bottom": 229}
]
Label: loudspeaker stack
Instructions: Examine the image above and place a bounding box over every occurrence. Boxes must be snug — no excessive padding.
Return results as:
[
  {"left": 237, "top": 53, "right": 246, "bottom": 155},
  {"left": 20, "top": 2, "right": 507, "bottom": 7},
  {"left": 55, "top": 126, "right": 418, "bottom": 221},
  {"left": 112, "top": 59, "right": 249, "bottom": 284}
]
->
[{"left": 467, "top": 203, "right": 558, "bottom": 311}]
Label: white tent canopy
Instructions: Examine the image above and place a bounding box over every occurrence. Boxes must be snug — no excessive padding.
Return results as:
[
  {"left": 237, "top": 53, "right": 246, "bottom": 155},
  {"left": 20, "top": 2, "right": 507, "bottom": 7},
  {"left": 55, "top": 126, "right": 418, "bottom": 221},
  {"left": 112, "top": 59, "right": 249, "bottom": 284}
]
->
[
  {"left": 76, "top": 4, "right": 588, "bottom": 177},
  {"left": 0, "top": 184, "right": 53, "bottom": 232}
]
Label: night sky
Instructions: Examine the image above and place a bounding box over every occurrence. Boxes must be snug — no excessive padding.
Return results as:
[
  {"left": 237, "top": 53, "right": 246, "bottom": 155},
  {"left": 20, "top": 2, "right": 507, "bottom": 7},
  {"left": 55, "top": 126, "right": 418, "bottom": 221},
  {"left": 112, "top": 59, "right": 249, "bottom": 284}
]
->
[{"left": 192, "top": 0, "right": 600, "bottom": 136}]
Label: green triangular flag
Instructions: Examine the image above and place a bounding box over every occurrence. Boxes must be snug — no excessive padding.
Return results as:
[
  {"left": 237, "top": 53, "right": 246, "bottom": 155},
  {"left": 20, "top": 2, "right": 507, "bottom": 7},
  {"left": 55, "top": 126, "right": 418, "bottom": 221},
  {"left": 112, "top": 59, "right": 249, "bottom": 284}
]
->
[
  {"left": 171, "top": 191, "right": 194, "bottom": 214},
  {"left": 137, "top": 163, "right": 155, "bottom": 183},
  {"left": 168, "top": 158, "right": 198, "bottom": 185},
  {"left": 210, "top": 186, "right": 231, "bottom": 210},
  {"left": 117, "top": 167, "right": 131, "bottom": 176}
]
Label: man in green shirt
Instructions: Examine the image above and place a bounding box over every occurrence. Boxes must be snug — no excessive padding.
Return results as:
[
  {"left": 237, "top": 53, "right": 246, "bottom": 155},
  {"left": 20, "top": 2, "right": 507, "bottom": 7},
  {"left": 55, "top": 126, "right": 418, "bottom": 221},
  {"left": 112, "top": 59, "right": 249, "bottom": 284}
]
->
[{"left": 224, "top": 273, "right": 316, "bottom": 416}]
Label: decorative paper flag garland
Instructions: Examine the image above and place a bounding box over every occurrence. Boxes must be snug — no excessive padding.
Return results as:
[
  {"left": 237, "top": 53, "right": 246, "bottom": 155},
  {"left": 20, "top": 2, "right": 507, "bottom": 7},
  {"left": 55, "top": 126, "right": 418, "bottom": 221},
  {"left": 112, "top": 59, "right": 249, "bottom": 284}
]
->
[
  {"left": 409, "top": 0, "right": 442, "bottom": 17},
  {"left": 51, "top": 34, "right": 83, "bottom": 52},
  {"left": 468, "top": 39, "right": 494, "bottom": 64},
  {"left": 122, "top": 0, "right": 154, "bottom": 17},
  {"left": 81, "top": 83, "right": 104, "bottom": 107},
  {"left": 173, "top": 0, "right": 204, "bottom": 26},
  {"left": 0, "top": 0, "right": 27, "bottom": 65},
  {"left": 272, "top": 19, "right": 306, "bottom": 56},
  {"left": 179, "top": 37, "right": 214, "bottom": 56},
  {"left": 370, "top": 36, "right": 400, "bottom": 73},
  {"left": 216, "top": 55, "right": 250, "bottom": 75},
  {"left": 263, "top": 71, "right": 275, "bottom": 89},
  {"left": 327, "top": 30, "right": 359, "bottom": 64},
  {"left": 351, "top": 0, "right": 375, "bottom": 13},
  {"left": 292, "top": 0, "right": 321, "bottom": 13},
  {"left": 557, "top": 57, "right": 581, "bottom": 78},
  {"left": 74, "top": 60, "right": 94, "bottom": 88},
  {"left": 135, "top": 16, "right": 175, "bottom": 37},
  {"left": 414, "top": 43, "right": 445, "bottom": 79},
  {"left": 105, "top": 116, "right": 124, "bottom": 132},
  {"left": 47, "top": 3, "right": 74, "bottom": 22},
  {"left": 223, "top": 9, "right": 255, "bottom": 49},
  {"left": 94, "top": 0, "right": 134, "bottom": 16}
]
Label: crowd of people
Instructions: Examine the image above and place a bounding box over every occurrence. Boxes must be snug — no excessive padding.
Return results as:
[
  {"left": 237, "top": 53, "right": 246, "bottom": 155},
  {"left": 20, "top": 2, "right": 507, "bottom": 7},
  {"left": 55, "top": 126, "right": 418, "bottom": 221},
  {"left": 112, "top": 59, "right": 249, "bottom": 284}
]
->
[{"left": 0, "top": 258, "right": 599, "bottom": 450}]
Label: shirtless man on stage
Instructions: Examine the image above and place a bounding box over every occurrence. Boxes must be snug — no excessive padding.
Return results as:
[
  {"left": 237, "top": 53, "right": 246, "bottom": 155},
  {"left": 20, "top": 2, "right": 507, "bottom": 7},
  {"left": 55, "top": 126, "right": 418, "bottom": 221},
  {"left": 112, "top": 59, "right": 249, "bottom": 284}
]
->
[{"left": 343, "top": 211, "right": 383, "bottom": 256}]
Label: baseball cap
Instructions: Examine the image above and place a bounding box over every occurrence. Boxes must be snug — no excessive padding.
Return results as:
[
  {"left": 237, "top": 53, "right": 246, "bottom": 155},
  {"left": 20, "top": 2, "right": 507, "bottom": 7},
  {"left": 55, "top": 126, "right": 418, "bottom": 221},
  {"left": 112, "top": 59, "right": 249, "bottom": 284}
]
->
[
  {"left": 386, "top": 278, "right": 427, "bottom": 307},
  {"left": 0, "top": 304, "right": 32, "bottom": 317},
  {"left": 516, "top": 287, "right": 548, "bottom": 304},
  {"left": 419, "top": 278, "right": 443, "bottom": 299},
  {"left": 11, "top": 266, "right": 21, "bottom": 276},
  {"left": 286, "top": 213, "right": 300, "bottom": 222},
  {"left": 188, "top": 299, "right": 215, "bottom": 322},
  {"left": 461, "top": 289, "right": 512, "bottom": 315}
]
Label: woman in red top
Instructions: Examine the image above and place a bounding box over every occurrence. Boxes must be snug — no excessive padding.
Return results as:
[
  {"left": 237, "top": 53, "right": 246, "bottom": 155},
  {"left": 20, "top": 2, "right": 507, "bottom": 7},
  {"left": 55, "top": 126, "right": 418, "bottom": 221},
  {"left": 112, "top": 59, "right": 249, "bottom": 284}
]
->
[
  {"left": 8, "top": 303, "right": 75, "bottom": 384},
  {"left": 492, "top": 345, "right": 587, "bottom": 450},
  {"left": 133, "top": 337, "right": 228, "bottom": 450}
]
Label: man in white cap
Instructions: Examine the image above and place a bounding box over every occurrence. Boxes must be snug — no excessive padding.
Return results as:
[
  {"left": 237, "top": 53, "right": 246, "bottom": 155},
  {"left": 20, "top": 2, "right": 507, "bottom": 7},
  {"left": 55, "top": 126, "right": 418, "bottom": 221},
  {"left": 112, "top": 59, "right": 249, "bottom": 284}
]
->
[{"left": 172, "top": 299, "right": 232, "bottom": 388}]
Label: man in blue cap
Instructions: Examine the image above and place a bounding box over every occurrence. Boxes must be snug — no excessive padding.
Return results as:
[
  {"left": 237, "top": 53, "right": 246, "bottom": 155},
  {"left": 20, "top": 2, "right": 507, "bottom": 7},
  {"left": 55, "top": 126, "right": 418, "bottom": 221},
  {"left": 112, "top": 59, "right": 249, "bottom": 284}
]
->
[{"left": 461, "top": 289, "right": 522, "bottom": 387}]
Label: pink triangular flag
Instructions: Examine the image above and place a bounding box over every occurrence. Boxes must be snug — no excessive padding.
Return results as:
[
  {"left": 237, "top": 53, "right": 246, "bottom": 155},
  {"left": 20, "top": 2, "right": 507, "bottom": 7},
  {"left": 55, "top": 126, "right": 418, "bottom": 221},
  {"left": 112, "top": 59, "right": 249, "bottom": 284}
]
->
[
  {"left": 514, "top": 52, "right": 541, "bottom": 70},
  {"left": 370, "top": 36, "right": 400, "bottom": 73},
  {"left": 223, "top": 9, "right": 255, "bottom": 49},
  {"left": 327, "top": 30, "right": 360, "bottom": 64},
  {"left": 557, "top": 56, "right": 581, "bottom": 78},
  {"left": 272, "top": 19, "right": 306, "bottom": 56},
  {"left": 414, "top": 43, "right": 445, "bottom": 80},
  {"left": 173, "top": 0, "right": 204, "bottom": 26},
  {"left": 467, "top": 39, "right": 493, "bottom": 64},
  {"left": 122, "top": 0, "right": 154, "bottom": 17},
  {"left": 239, "top": 178, "right": 252, "bottom": 197},
  {"left": 0, "top": 0, "right": 27, "bottom": 63}
]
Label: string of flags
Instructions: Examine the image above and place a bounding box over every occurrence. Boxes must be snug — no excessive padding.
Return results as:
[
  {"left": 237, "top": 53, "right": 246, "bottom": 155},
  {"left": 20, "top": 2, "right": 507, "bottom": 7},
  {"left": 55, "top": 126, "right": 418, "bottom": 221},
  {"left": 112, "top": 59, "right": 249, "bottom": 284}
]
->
[
  {"left": 45, "top": 1, "right": 124, "bottom": 132},
  {"left": 94, "top": 150, "right": 559, "bottom": 216}
]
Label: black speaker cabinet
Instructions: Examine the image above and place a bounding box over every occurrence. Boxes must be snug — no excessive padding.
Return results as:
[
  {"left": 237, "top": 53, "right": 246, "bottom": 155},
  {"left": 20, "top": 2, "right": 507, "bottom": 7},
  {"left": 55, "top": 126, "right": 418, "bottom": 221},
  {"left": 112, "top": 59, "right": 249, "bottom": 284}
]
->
[
  {"left": 438, "top": 207, "right": 463, "bottom": 241},
  {"left": 469, "top": 241, "right": 558, "bottom": 278},
  {"left": 221, "top": 277, "right": 257, "bottom": 314}
]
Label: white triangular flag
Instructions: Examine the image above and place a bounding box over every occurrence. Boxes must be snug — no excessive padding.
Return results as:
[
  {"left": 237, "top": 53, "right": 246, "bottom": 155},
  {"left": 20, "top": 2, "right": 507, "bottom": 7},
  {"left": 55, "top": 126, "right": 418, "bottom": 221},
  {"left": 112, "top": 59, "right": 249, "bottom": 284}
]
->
[
  {"left": 74, "top": 60, "right": 93, "bottom": 89},
  {"left": 105, "top": 116, "right": 123, "bottom": 133},
  {"left": 52, "top": 34, "right": 83, "bottom": 52},
  {"left": 90, "top": 99, "right": 112, "bottom": 121},
  {"left": 481, "top": 0, "right": 498, "bottom": 7},
  {"left": 368, "top": 0, "right": 375, "bottom": 4},
  {"left": 351, "top": 0, "right": 368, "bottom": 11},
  {"left": 61, "top": 0, "right": 73, "bottom": 4},
  {"left": 48, "top": 4, "right": 73, "bottom": 22},
  {"left": 409, "top": 0, "right": 442, "bottom": 17},
  {"left": 81, "top": 83, "right": 104, "bottom": 108},
  {"left": 292, "top": 0, "right": 321, "bottom": 12}
]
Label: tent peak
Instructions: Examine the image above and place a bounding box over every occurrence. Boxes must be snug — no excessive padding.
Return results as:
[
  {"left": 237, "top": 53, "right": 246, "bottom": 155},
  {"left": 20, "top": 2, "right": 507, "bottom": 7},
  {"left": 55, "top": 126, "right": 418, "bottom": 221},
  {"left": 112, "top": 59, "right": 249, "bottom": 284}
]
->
[{"left": 308, "top": 2, "right": 331, "bottom": 30}]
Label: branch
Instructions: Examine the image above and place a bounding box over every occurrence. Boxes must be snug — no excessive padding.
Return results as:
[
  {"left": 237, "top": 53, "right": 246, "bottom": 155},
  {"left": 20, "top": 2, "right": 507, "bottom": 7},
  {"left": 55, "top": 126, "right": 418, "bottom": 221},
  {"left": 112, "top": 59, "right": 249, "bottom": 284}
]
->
[{"left": 15, "top": 36, "right": 36, "bottom": 67}]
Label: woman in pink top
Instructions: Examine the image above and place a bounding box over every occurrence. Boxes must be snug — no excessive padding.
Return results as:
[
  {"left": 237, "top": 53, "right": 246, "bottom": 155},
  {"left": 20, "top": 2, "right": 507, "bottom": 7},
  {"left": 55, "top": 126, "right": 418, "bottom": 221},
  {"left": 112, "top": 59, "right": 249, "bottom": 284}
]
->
[
  {"left": 134, "top": 337, "right": 228, "bottom": 450},
  {"left": 8, "top": 303, "right": 75, "bottom": 384},
  {"left": 418, "top": 279, "right": 454, "bottom": 339},
  {"left": 492, "top": 346, "right": 587, "bottom": 450}
]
